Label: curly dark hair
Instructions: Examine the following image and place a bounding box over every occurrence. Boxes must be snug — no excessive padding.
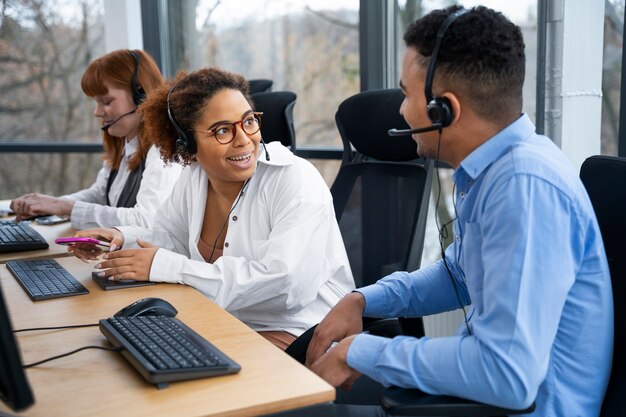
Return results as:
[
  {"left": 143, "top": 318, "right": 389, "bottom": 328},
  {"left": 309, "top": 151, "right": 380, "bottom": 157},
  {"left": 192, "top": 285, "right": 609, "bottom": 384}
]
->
[
  {"left": 404, "top": 5, "right": 525, "bottom": 124},
  {"left": 141, "top": 67, "right": 252, "bottom": 166}
]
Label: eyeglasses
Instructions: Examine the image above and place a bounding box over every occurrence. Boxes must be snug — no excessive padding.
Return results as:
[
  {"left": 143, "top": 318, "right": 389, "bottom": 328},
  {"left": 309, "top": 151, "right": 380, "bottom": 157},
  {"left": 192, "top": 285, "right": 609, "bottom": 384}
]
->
[{"left": 196, "top": 112, "right": 263, "bottom": 144}]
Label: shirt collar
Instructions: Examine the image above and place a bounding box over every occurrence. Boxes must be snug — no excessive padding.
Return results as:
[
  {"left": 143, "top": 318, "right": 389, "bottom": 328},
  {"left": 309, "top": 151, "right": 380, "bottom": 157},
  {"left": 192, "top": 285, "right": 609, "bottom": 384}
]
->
[
  {"left": 256, "top": 141, "right": 293, "bottom": 167},
  {"left": 124, "top": 136, "right": 139, "bottom": 158},
  {"left": 455, "top": 113, "right": 536, "bottom": 182}
]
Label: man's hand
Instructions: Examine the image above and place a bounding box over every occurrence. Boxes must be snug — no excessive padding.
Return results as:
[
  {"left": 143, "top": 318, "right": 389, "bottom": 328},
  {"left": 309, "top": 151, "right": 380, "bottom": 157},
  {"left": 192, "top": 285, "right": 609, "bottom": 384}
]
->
[
  {"left": 306, "top": 291, "right": 366, "bottom": 367},
  {"left": 93, "top": 239, "right": 158, "bottom": 282},
  {"left": 310, "top": 335, "right": 361, "bottom": 390}
]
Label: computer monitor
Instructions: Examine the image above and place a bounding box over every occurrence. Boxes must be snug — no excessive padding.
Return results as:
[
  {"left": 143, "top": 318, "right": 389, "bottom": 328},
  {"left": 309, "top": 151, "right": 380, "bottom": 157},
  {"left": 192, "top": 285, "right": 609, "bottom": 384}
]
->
[{"left": 0, "top": 279, "right": 34, "bottom": 412}]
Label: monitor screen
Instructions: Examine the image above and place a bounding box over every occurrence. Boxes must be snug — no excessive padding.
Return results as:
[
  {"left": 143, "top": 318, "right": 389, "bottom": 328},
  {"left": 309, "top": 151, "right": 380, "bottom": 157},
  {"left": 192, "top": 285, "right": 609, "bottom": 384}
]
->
[{"left": 0, "top": 279, "right": 34, "bottom": 412}]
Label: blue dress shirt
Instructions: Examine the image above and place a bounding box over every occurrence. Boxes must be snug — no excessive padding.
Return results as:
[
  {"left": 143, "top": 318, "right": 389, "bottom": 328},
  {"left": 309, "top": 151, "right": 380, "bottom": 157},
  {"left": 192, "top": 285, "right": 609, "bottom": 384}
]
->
[{"left": 347, "top": 114, "right": 613, "bottom": 416}]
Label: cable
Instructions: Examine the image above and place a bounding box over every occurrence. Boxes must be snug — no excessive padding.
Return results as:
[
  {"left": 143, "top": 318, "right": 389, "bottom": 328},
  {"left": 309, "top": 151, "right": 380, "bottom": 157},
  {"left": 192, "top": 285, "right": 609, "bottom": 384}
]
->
[
  {"left": 207, "top": 178, "right": 250, "bottom": 262},
  {"left": 14, "top": 323, "right": 98, "bottom": 333},
  {"left": 433, "top": 129, "right": 472, "bottom": 336},
  {"left": 22, "top": 345, "right": 123, "bottom": 368}
]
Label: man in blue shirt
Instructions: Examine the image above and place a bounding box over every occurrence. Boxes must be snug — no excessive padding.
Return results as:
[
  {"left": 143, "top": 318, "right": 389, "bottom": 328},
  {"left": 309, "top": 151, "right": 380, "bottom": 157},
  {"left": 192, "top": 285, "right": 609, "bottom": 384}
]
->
[{"left": 306, "top": 5, "right": 613, "bottom": 417}]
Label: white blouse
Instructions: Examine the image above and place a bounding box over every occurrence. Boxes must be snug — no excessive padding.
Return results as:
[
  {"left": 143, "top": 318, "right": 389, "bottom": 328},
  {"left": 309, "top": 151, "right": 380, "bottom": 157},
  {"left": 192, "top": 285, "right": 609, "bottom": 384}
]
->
[
  {"left": 117, "top": 142, "right": 355, "bottom": 336},
  {"left": 64, "top": 138, "right": 182, "bottom": 230}
]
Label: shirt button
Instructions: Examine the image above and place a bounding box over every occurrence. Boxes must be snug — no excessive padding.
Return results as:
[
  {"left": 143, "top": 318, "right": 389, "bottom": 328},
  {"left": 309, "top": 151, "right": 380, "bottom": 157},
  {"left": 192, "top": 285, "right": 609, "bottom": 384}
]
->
[
  {"left": 460, "top": 191, "right": 465, "bottom": 198},
  {"left": 455, "top": 234, "right": 460, "bottom": 241},
  {"left": 232, "top": 215, "right": 238, "bottom": 221},
  {"left": 224, "top": 242, "right": 229, "bottom": 248}
]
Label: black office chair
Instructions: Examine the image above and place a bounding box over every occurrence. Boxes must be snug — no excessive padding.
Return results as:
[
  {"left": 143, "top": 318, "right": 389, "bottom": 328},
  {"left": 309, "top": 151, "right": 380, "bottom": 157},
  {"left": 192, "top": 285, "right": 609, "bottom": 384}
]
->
[
  {"left": 286, "top": 89, "right": 433, "bottom": 363},
  {"left": 332, "top": 89, "right": 432, "bottom": 292},
  {"left": 579, "top": 155, "right": 626, "bottom": 417},
  {"left": 251, "top": 91, "right": 297, "bottom": 150},
  {"left": 248, "top": 78, "right": 273, "bottom": 94}
]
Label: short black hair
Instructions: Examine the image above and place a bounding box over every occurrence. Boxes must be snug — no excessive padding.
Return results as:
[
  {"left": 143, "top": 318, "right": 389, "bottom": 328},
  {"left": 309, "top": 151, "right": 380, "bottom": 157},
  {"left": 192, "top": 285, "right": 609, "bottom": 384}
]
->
[{"left": 404, "top": 5, "right": 526, "bottom": 124}]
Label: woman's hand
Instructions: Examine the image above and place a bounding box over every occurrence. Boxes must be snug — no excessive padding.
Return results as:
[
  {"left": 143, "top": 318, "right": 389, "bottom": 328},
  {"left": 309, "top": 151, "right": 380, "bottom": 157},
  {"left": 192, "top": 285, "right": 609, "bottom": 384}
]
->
[
  {"left": 70, "top": 228, "right": 124, "bottom": 261},
  {"left": 93, "top": 239, "right": 159, "bottom": 282},
  {"left": 11, "top": 193, "right": 74, "bottom": 221}
]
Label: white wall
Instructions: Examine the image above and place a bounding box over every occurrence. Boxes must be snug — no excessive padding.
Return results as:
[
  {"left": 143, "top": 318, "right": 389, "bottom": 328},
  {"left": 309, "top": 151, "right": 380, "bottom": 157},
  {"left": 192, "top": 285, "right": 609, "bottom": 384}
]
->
[{"left": 103, "top": 0, "right": 144, "bottom": 52}]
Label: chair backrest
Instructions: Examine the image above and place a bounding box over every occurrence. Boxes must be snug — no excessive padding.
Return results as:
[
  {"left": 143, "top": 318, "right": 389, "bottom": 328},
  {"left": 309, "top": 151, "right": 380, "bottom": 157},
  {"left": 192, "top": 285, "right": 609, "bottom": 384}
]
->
[
  {"left": 251, "top": 91, "right": 297, "bottom": 150},
  {"left": 335, "top": 88, "right": 416, "bottom": 166},
  {"left": 331, "top": 161, "right": 431, "bottom": 287},
  {"left": 248, "top": 78, "right": 273, "bottom": 94},
  {"left": 580, "top": 155, "right": 626, "bottom": 417},
  {"left": 332, "top": 90, "right": 433, "bottom": 338}
]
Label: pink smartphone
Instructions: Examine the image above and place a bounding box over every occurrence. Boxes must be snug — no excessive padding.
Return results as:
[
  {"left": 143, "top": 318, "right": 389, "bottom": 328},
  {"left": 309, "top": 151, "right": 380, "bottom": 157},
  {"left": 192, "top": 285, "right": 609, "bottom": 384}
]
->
[{"left": 55, "top": 237, "right": 110, "bottom": 248}]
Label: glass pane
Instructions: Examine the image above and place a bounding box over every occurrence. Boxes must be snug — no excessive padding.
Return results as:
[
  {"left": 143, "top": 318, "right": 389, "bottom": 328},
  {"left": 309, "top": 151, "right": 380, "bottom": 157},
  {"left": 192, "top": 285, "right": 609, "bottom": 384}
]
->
[
  {"left": 174, "top": 0, "right": 360, "bottom": 150},
  {"left": 0, "top": 0, "right": 106, "bottom": 143},
  {"left": 602, "top": 0, "right": 624, "bottom": 155},
  {"left": 0, "top": 153, "right": 101, "bottom": 197}
]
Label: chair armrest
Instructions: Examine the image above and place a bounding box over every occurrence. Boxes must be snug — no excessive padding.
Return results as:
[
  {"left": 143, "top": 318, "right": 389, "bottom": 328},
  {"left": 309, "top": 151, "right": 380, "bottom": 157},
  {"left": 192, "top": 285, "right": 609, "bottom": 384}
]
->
[{"left": 380, "top": 386, "right": 535, "bottom": 416}]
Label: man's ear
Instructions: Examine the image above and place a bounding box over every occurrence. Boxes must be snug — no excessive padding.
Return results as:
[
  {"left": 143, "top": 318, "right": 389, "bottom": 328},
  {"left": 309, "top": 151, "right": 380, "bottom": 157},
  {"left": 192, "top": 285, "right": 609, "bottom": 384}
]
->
[{"left": 443, "top": 92, "right": 461, "bottom": 125}]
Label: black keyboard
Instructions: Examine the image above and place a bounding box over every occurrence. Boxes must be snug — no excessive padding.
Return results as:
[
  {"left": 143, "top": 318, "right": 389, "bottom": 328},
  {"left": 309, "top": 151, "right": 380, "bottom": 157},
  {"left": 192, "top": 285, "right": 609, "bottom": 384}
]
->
[
  {"left": 6, "top": 259, "right": 89, "bottom": 301},
  {"left": 0, "top": 220, "right": 49, "bottom": 253},
  {"left": 100, "top": 315, "right": 241, "bottom": 385}
]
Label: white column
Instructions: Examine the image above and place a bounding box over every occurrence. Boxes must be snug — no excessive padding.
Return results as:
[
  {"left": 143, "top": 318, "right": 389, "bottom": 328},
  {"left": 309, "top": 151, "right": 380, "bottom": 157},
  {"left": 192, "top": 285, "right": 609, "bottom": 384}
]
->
[
  {"left": 552, "top": 0, "right": 605, "bottom": 170},
  {"left": 103, "top": 0, "right": 144, "bottom": 52}
]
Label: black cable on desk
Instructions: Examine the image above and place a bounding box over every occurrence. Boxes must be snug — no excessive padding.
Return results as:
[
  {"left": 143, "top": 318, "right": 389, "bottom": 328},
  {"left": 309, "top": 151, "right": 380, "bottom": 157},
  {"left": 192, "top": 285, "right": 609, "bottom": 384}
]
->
[
  {"left": 14, "top": 323, "right": 99, "bottom": 333},
  {"left": 22, "top": 345, "right": 123, "bottom": 368}
]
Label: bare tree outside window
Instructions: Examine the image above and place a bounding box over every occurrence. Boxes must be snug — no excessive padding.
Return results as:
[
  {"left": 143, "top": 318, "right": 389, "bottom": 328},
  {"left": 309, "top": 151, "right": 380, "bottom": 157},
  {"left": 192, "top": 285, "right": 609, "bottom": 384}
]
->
[{"left": 0, "top": 0, "right": 105, "bottom": 198}]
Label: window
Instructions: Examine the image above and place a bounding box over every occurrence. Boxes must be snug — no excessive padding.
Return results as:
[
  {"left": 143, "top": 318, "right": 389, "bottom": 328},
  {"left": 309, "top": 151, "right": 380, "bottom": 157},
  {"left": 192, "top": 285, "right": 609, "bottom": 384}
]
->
[
  {"left": 0, "top": 0, "right": 106, "bottom": 196},
  {"left": 158, "top": 1, "right": 360, "bottom": 183}
]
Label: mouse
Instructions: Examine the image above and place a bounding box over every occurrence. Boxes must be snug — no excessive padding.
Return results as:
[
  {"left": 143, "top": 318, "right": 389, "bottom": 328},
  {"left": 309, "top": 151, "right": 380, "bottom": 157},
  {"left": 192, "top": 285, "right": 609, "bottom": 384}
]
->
[{"left": 114, "top": 297, "right": 178, "bottom": 318}]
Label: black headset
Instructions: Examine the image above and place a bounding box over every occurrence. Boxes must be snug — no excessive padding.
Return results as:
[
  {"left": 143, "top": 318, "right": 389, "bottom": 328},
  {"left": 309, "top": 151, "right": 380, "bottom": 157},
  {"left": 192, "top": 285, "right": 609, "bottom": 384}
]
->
[
  {"left": 424, "top": 8, "right": 468, "bottom": 128},
  {"left": 166, "top": 83, "right": 197, "bottom": 155},
  {"left": 129, "top": 50, "right": 146, "bottom": 106}
]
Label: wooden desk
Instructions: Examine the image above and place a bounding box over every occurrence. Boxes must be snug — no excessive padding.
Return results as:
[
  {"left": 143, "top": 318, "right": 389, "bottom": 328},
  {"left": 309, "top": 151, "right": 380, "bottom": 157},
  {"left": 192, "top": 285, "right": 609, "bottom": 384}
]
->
[
  {"left": 0, "top": 257, "right": 334, "bottom": 416},
  {"left": 0, "top": 219, "right": 74, "bottom": 263}
]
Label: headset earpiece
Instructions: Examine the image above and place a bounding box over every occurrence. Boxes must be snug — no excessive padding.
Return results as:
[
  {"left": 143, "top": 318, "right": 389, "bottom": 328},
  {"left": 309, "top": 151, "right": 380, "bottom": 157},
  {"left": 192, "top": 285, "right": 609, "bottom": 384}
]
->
[
  {"left": 427, "top": 96, "right": 453, "bottom": 127},
  {"left": 129, "top": 51, "right": 146, "bottom": 105},
  {"left": 423, "top": 9, "right": 468, "bottom": 129},
  {"left": 167, "top": 83, "right": 197, "bottom": 155}
]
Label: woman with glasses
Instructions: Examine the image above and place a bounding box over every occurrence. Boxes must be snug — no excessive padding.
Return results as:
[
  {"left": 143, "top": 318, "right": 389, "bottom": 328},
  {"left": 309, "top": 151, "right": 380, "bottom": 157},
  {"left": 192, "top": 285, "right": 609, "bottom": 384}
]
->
[
  {"left": 10, "top": 49, "right": 182, "bottom": 229},
  {"left": 73, "top": 67, "right": 355, "bottom": 349}
]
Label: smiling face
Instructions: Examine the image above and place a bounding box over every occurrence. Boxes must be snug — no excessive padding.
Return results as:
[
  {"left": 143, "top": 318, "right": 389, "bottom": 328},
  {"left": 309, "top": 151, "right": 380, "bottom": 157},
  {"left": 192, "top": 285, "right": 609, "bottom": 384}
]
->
[
  {"left": 193, "top": 89, "right": 260, "bottom": 189},
  {"left": 93, "top": 83, "right": 141, "bottom": 139}
]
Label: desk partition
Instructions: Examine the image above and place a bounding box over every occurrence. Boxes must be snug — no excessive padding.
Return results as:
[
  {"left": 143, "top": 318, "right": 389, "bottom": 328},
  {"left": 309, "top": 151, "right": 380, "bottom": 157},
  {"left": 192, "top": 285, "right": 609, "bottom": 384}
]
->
[{"left": 0, "top": 257, "right": 334, "bottom": 416}]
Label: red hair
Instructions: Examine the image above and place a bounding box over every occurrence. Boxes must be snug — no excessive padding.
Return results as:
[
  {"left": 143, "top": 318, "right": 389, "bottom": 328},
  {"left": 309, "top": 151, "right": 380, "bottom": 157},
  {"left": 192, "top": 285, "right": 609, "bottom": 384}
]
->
[{"left": 81, "top": 49, "right": 163, "bottom": 170}]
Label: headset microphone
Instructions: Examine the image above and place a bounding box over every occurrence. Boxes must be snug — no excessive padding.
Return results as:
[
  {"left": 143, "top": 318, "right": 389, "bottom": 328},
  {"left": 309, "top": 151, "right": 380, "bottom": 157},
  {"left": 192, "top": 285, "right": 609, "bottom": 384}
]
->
[
  {"left": 260, "top": 138, "right": 271, "bottom": 161},
  {"left": 388, "top": 123, "right": 442, "bottom": 137},
  {"left": 101, "top": 108, "right": 137, "bottom": 131}
]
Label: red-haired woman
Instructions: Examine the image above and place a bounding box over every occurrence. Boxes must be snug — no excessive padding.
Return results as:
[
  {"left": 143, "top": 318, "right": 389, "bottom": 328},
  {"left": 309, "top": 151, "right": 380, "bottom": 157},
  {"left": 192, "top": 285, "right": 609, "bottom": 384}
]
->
[{"left": 11, "top": 49, "right": 181, "bottom": 229}]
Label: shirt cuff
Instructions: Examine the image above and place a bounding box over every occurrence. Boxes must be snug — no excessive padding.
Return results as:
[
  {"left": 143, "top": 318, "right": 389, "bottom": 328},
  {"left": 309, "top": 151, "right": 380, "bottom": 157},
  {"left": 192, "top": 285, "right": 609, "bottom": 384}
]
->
[
  {"left": 69, "top": 201, "right": 89, "bottom": 230},
  {"left": 346, "top": 333, "right": 391, "bottom": 381},
  {"left": 115, "top": 226, "right": 140, "bottom": 249},
  {"left": 149, "top": 248, "right": 187, "bottom": 284},
  {"left": 356, "top": 284, "right": 390, "bottom": 317}
]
